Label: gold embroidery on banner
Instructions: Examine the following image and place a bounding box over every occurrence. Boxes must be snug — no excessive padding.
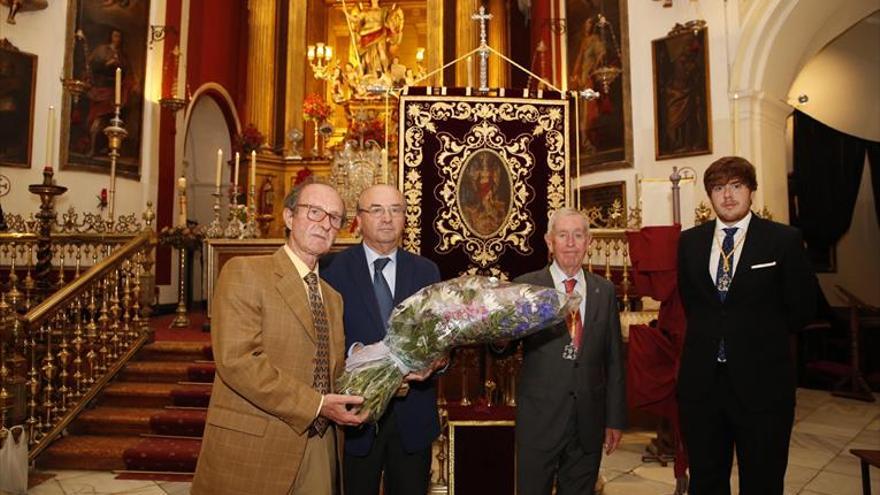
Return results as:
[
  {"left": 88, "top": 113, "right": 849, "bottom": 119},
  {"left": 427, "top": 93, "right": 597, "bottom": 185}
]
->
[{"left": 401, "top": 97, "right": 568, "bottom": 267}]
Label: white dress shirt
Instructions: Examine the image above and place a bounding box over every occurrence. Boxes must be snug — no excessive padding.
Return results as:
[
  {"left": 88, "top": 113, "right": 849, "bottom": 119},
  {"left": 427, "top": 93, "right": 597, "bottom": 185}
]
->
[
  {"left": 709, "top": 212, "right": 752, "bottom": 284},
  {"left": 363, "top": 243, "right": 397, "bottom": 298},
  {"left": 549, "top": 260, "right": 587, "bottom": 318}
]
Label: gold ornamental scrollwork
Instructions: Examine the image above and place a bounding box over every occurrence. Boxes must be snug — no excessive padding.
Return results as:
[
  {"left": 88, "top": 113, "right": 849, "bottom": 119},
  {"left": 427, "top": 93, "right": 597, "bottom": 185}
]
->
[{"left": 401, "top": 97, "right": 569, "bottom": 268}]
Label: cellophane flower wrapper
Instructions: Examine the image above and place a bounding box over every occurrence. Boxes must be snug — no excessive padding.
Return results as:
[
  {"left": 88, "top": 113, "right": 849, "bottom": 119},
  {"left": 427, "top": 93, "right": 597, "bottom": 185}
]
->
[{"left": 336, "top": 275, "right": 581, "bottom": 422}]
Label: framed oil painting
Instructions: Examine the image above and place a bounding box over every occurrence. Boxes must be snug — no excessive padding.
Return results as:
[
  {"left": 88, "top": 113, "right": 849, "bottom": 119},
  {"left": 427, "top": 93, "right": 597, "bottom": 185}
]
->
[
  {"left": 457, "top": 149, "right": 513, "bottom": 239},
  {"left": 60, "top": 0, "right": 150, "bottom": 178},
  {"left": 578, "top": 180, "right": 625, "bottom": 228},
  {"left": 564, "top": 0, "right": 633, "bottom": 173},
  {"left": 652, "top": 24, "right": 712, "bottom": 160},
  {"left": 0, "top": 39, "right": 37, "bottom": 169}
]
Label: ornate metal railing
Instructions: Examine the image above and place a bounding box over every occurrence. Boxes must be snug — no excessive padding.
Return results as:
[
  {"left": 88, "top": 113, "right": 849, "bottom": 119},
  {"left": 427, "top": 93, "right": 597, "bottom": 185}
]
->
[
  {"left": 0, "top": 169, "right": 158, "bottom": 460},
  {"left": 0, "top": 229, "right": 156, "bottom": 460}
]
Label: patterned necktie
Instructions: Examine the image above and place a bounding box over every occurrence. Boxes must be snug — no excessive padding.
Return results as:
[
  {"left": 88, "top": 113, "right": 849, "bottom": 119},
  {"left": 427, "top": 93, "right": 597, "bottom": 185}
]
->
[
  {"left": 715, "top": 227, "right": 738, "bottom": 362},
  {"left": 304, "top": 272, "right": 330, "bottom": 437},
  {"left": 373, "top": 258, "right": 394, "bottom": 329},
  {"left": 563, "top": 278, "right": 583, "bottom": 353}
]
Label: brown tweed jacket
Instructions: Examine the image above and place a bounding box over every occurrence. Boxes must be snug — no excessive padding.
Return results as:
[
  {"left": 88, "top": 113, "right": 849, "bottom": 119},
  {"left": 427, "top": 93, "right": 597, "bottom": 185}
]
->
[{"left": 192, "top": 248, "right": 346, "bottom": 495}]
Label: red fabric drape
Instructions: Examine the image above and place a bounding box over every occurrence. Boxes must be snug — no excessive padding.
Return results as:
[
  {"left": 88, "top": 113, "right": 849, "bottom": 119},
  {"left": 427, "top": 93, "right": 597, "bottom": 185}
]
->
[{"left": 626, "top": 225, "right": 688, "bottom": 477}]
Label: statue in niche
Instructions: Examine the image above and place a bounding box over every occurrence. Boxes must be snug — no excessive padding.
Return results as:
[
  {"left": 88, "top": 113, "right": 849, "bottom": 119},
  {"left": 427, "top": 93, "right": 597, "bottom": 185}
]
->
[
  {"left": 2, "top": 0, "right": 48, "bottom": 25},
  {"left": 347, "top": 0, "right": 404, "bottom": 79}
]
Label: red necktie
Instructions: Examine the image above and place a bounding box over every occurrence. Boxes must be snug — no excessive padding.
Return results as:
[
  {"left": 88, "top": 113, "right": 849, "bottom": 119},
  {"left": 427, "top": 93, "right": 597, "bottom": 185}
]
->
[{"left": 564, "top": 278, "right": 583, "bottom": 353}]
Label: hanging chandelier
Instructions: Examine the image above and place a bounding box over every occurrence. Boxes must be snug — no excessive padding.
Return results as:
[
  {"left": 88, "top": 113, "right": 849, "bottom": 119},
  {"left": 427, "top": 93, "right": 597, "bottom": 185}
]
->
[{"left": 590, "top": 14, "right": 622, "bottom": 94}]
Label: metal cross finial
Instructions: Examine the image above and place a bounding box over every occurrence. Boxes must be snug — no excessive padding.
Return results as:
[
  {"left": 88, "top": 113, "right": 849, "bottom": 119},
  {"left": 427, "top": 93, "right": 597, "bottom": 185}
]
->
[{"left": 472, "top": 6, "right": 493, "bottom": 91}]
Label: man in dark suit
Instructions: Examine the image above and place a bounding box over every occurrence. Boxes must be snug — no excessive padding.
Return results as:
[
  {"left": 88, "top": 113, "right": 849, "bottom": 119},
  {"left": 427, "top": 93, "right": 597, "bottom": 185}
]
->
[
  {"left": 514, "top": 207, "right": 627, "bottom": 494},
  {"left": 677, "top": 156, "right": 817, "bottom": 494},
  {"left": 323, "top": 184, "right": 444, "bottom": 495}
]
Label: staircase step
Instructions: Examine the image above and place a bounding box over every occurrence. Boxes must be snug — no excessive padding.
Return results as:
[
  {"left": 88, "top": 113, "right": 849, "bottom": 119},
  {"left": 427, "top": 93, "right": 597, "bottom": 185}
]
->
[
  {"left": 101, "top": 382, "right": 213, "bottom": 408},
  {"left": 38, "top": 435, "right": 142, "bottom": 471},
  {"left": 120, "top": 361, "right": 194, "bottom": 383},
  {"left": 138, "top": 341, "right": 212, "bottom": 362},
  {"left": 123, "top": 437, "right": 202, "bottom": 473},
  {"left": 71, "top": 407, "right": 160, "bottom": 436}
]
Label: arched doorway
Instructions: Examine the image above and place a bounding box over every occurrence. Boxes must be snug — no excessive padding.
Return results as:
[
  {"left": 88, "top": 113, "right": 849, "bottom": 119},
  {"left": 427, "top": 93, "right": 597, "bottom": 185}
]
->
[
  {"left": 180, "top": 84, "right": 241, "bottom": 303},
  {"left": 730, "top": 0, "right": 878, "bottom": 221}
]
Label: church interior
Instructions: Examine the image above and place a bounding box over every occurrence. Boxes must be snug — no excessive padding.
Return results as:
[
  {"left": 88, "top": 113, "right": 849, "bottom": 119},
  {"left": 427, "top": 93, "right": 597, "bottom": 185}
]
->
[{"left": 0, "top": 0, "right": 879, "bottom": 493}]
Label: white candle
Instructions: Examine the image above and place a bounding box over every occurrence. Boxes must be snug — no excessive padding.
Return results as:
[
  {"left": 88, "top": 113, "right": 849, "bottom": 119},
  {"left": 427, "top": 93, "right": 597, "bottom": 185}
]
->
[
  {"left": 177, "top": 176, "right": 187, "bottom": 226},
  {"left": 215, "top": 149, "right": 223, "bottom": 189},
  {"left": 233, "top": 152, "right": 240, "bottom": 188},
  {"left": 114, "top": 67, "right": 122, "bottom": 106},
  {"left": 466, "top": 56, "right": 473, "bottom": 88},
  {"left": 250, "top": 150, "right": 256, "bottom": 187},
  {"left": 45, "top": 105, "right": 55, "bottom": 167}
]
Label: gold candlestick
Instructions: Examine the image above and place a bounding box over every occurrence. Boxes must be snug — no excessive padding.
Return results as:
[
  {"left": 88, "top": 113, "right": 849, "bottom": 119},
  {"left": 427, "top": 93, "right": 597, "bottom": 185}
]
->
[
  {"left": 170, "top": 245, "right": 191, "bottom": 328},
  {"left": 103, "top": 104, "right": 128, "bottom": 226},
  {"left": 223, "top": 186, "right": 243, "bottom": 239}
]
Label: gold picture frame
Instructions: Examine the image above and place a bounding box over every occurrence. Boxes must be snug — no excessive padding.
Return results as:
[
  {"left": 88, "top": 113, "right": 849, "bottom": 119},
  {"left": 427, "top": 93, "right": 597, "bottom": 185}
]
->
[{"left": 652, "top": 24, "right": 713, "bottom": 160}]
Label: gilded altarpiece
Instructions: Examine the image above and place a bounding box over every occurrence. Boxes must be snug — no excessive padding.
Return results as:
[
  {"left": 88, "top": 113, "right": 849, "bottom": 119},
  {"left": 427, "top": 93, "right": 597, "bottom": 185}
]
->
[{"left": 399, "top": 88, "right": 574, "bottom": 280}]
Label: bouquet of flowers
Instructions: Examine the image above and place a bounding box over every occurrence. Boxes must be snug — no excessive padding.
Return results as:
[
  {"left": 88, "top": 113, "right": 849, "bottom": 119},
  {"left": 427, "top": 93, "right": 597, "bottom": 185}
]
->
[
  {"left": 303, "top": 93, "right": 332, "bottom": 122},
  {"left": 337, "top": 275, "right": 580, "bottom": 422},
  {"left": 235, "top": 124, "right": 266, "bottom": 154}
]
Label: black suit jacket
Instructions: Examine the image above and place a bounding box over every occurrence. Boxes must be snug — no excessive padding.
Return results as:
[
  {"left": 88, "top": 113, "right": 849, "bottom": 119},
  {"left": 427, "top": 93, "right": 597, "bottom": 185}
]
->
[
  {"left": 322, "top": 244, "right": 442, "bottom": 456},
  {"left": 676, "top": 215, "right": 817, "bottom": 409},
  {"left": 514, "top": 268, "right": 627, "bottom": 453}
]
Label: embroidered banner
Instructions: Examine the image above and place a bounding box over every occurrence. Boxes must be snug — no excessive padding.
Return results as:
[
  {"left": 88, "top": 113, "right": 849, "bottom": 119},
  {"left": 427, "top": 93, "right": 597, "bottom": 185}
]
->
[{"left": 399, "top": 88, "right": 574, "bottom": 280}]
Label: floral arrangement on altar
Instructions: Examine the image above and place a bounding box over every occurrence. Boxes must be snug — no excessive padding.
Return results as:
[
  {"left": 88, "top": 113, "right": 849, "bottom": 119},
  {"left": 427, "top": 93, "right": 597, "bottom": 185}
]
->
[
  {"left": 235, "top": 124, "right": 266, "bottom": 154},
  {"left": 303, "top": 93, "right": 332, "bottom": 122},
  {"left": 158, "top": 224, "right": 205, "bottom": 250},
  {"left": 346, "top": 116, "right": 386, "bottom": 145},
  {"left": 337, "top": 275, "right": 579, "bottom": 421}
]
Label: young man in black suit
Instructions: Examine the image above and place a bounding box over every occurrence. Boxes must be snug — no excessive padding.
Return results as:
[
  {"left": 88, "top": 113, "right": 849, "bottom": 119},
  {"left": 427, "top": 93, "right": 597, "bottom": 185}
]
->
[{"left": 677, "top": 156, "right": 817, "bottom": 494}]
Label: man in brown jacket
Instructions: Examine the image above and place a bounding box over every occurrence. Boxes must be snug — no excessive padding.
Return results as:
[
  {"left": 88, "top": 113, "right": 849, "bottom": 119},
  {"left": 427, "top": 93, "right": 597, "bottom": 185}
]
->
[{"left": 192, "top": 182, "right": 368, "bottom": 495}]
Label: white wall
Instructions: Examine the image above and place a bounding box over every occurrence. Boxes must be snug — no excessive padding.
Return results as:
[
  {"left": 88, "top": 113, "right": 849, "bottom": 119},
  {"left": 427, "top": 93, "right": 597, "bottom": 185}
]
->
[
  {"left": 788, "top": 11, "right": 880, "bottom": 143},
  {"left": 0, "top": 1, "right": 164, "bottom": 223},
  {"left": 577, "top": 0, "right": 736, "bottom": 222}
]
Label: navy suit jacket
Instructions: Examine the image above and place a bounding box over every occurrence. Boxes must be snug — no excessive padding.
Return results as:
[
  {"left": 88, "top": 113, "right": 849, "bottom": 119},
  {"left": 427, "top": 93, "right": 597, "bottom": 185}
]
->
[{"left": 322, "top": 243, "right": 442, "bottom": 456}]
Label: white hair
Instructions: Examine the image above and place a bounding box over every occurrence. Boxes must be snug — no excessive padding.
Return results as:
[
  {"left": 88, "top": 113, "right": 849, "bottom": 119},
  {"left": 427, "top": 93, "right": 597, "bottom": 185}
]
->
[{"left": 547, "top": 207, "right": 590, "bottom": 235}]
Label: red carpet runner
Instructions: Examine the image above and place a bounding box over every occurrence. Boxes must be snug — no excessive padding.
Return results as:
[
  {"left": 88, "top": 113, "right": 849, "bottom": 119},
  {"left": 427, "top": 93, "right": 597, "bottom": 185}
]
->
[{"left": 37, "top": 311, "right": 215, "bottom": 479}]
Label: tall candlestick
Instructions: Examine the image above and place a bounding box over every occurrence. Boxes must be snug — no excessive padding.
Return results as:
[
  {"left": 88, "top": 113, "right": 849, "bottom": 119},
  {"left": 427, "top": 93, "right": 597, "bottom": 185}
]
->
[
  {"left": 215, "top": 148, "right": 223, "bottom": 189},
  {"left": 45, "top": 105, "right": 55, "bottom": 168},
  {"left": 114, "top": 68, "right": 122, "bottom": 106},
  {"left": 233, "top": 152, "right": 240, "bottom": 188},
  {"left": 250, "top": 150, "right": 256, "bottom": 188}
]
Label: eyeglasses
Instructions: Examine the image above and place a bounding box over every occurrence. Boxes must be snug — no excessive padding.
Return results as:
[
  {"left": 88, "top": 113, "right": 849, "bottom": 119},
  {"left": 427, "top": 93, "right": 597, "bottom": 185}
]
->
[
  {"left": 357, "top": 205, "right": 406, "bottom": 218},
  {"left": 710, "top": 181, "right": 746, "bottom": 194},
  {"left": 294, "top": 204, "right": 345, "bottom": 229}
]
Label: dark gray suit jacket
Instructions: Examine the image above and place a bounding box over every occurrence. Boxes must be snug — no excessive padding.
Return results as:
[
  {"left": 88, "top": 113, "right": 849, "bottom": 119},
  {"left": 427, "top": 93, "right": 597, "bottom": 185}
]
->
[{"left": 515, "top": 268, "right": 627, "bottom": 452}]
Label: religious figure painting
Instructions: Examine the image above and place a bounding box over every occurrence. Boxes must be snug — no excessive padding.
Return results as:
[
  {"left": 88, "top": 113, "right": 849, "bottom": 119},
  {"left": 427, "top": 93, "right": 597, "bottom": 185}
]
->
[
  {"left": 60, "top": 0, "right": 149, "bottom": 178},
  {"left": 0, "top": 39, "right": 36, "bottom": 168},
  {"left": 458, "top": 149, "right": 513, "bottom": 239},
  {"left": 565, "top": 0, "right": 633, "bottom": 173},
  {"left": 652, "top": 24, "right": 712, "bottom": 160}
]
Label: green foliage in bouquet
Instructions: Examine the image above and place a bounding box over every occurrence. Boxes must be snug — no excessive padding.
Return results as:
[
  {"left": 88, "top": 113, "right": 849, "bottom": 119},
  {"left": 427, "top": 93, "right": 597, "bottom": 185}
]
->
[{"left": 337, "top": 275, "right": 579, "bottom": 422}]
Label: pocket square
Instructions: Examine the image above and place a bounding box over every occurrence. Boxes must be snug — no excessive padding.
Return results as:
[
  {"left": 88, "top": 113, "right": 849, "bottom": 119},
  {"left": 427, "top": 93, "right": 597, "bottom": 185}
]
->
[{"left": 751, "top": 261, "right": 777, "bottom": 269}]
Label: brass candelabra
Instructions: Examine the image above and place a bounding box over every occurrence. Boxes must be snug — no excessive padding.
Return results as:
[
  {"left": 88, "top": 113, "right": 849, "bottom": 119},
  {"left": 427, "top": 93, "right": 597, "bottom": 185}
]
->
[{"left": 103, "top": 104, "right": 129, "bottom": 225}]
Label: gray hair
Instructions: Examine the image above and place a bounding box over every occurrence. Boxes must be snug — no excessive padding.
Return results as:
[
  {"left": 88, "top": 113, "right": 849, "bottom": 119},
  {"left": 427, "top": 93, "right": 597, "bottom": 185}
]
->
[
  {"left": 547, "top": 207, "right": 590, "bottom": 235},
  {"left": 282, "top": 178, "right": 316, "bottom": 211}
]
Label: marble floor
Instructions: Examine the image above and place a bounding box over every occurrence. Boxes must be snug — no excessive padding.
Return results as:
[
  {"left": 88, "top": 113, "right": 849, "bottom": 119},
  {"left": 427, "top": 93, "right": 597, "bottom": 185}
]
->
[{"left": 25, "top": 388, "right": 880, "bottom": 495}]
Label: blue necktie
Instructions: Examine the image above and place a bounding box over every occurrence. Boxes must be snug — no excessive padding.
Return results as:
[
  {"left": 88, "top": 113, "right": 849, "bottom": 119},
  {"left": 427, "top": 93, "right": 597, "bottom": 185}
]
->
[
  {"left": 373, "top": 258, "right": 393, "bottom": 329},
  {"left": 715, "top": 227, "right": 738, "bottom": 362}
]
